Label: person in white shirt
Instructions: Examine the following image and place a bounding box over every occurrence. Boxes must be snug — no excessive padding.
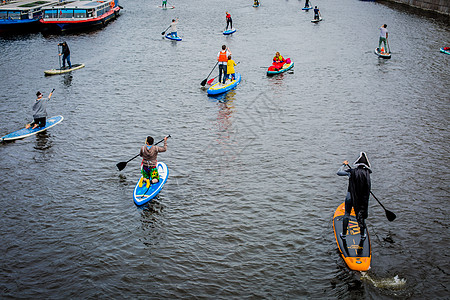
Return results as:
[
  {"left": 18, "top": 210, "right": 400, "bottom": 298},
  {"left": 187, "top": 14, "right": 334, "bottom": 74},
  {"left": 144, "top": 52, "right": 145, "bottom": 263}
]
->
[{"left": 378, "top": 24, "right": 388, "bottom": 53}]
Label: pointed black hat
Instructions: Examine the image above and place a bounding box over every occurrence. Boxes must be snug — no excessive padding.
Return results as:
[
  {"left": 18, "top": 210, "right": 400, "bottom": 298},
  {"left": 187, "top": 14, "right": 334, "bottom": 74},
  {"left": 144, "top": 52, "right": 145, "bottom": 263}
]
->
[{"left": 353, "top": 152, "right": 371, "bottom": 169}]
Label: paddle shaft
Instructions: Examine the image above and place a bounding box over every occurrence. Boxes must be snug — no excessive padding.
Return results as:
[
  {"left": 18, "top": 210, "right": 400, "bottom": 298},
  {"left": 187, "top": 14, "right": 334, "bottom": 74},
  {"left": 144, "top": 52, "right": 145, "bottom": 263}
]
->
[
  {"left": 161, "top": 25, "right": 170, "bottom": 35},
  {"left": 201, "top": 62, "right": 219, "bottom": 86},
  {"left": 117, "top": 135, "right": 170, "bottom": 170},
  {"left": 207, "top": 62, "right": 240, "bottom": 84}
]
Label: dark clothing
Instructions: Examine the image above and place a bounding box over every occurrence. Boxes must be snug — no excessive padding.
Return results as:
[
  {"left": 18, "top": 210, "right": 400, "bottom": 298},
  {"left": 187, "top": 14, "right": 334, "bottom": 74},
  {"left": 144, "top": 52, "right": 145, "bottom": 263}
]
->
[
  {"left": 218, "top": 64, "right": 227, "bottom": 84},
  {"left": 59, "top": 43, "right": 70, "bottom": 56},
  {"left": 305, "top": 0, "right": 310, "bottom": 7},
  {"left": 30, "top": 117, "right": 46, "bottom": 128},
  {"left": 337, "top": 165, "right": 371, "bottom": 236},
  {"left": 314, "top": 8, "right": 319, "bottom": 19},
  {"left": 32, "top": 97, "right": 49, "bottom": 119},
  {"left": 226, "top": 17, "right": 232, "bottom": 30}
]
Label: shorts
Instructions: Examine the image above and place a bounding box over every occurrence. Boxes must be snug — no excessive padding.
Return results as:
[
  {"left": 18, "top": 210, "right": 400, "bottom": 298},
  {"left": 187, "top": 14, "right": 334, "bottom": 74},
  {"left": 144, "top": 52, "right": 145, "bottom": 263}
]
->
[
  {"left": 30, "top": 117, "right": 46, "bottom": 128},
  {"left": 141, "top": 165, "right": 159, "bottom": 180}
]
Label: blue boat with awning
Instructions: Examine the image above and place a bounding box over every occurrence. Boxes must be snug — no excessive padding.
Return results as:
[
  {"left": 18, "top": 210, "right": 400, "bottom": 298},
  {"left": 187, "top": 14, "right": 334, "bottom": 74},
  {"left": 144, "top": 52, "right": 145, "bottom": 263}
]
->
[{"left": 0, "top": 0, "right": 58, "bottom": 32}]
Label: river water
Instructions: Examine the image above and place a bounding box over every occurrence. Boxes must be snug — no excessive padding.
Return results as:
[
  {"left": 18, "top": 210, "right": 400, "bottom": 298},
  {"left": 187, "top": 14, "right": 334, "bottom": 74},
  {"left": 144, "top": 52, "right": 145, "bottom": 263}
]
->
[{"left": 0, "top": 0, "right": 449, "bottom": 298}]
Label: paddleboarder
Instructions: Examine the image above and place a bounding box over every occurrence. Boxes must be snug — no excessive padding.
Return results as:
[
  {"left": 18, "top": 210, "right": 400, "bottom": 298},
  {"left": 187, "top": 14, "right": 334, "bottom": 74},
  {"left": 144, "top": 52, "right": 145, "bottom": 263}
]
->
[
  {"left": 169, "top": 18, "right": 179, "bottom": 37},
  {"left": 139, "top": 136, "right": 168, "bottom": 189},
  {"left": 254, "top": 0, "right": 259, "bottom": 6},
  {"left": 226, "top": 55, "right": 237, "bottom": 82},
  {"left": 161, "top": 0, "right": 167, "bottom": 8},
  {"left": 217, "top": 45, "right": 231, "bottom": 85},
  {"left": 273, "top": 52, "right": 285, "bottom": 63},
  {"left": 226, "top": 11, "right": 232, "bottom": 30},
  {"left": 26, "top": 90, "right": 54, "bottom": 129},
  {"left": 337, "top": 152, "right": 372, "bottom": 242},
  {"left": 304, "top": 0, "right": 310, "bottom": 8},
  {"left": 378, "top": 24, "right": 389, "bottom": 53},
  {"left": 313, "top": 6, "right": 321, "bottom": 20},
  {"left": 58, "top": 41, "right": 72, "bottom": 69}
]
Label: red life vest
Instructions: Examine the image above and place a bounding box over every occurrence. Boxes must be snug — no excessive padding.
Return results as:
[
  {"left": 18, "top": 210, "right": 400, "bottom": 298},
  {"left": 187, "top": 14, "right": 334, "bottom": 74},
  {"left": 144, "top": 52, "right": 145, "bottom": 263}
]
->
[
  {"left": 218, "top": 50, "right": 228, "bottom": 62},
  {"left": 226, "top": 13, "right": 231, "bottom": 20}
]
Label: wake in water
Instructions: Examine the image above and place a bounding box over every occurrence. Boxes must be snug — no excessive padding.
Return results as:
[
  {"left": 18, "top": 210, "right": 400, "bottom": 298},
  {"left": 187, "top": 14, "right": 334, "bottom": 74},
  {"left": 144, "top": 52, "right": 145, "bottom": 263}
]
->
[{"left": 360, "top": 272, "right": 407, "bottom": 289}]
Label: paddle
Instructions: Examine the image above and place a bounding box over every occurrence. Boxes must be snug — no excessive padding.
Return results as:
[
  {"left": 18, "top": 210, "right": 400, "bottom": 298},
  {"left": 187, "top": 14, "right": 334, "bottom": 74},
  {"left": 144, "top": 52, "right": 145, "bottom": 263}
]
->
[
  {"left": 116, "top": 135, "right": 171, "bottom": 171},
  {"left": 161, "top": 25, "right": 170, "bottom": 35},
  {"left": 201, "top": 61, "right": 219, "bottom": 86},
  {"left": 387, "top": 39, "right": 391, "bottom": 53},
  {"left": 344, "top": 162, "right": 396, "bottom": 221}
]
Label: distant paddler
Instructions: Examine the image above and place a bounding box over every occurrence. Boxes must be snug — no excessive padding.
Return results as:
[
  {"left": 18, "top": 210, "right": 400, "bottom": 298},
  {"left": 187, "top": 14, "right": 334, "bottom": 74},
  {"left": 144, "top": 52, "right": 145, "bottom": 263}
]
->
[
  {"left": 253, "top": 0, "right": 260, "bottom": 6},
  {"left": 225, "top": 11, "right": 232, "bottom": 30},
  {"left": 304, "top": 0, "right": 310, "bottom": 8},
  {"left": 26, "top": 89, "right": 55, "bottom": 130},
  {"left": 162, "top": 0, "right": 167, "bottom": 9},
  {"left": 378, "top": 24, "right": 389, "bottom": 54},
  {"left": 58, "top": 41, "right": 72, "bottom": 69},
  {"left": 313, "top": 6, "right": 321, "bottom": 20}
]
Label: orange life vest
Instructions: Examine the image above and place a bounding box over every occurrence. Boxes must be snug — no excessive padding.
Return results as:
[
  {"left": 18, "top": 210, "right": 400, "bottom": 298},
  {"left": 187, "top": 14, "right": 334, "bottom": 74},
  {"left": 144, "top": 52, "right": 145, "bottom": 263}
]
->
[{"left": 218, "top": 50, "right": 228, "bottom": 62}]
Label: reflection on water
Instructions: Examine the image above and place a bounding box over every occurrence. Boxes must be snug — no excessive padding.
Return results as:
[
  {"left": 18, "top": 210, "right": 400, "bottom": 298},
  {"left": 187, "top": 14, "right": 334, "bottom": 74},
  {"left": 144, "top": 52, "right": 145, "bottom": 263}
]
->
[
  {"left": 62, "top": 73, "right": 73, "bottom": 87},
  {"left": 33, "top": 131, "right": 52, "bottom": 151}
]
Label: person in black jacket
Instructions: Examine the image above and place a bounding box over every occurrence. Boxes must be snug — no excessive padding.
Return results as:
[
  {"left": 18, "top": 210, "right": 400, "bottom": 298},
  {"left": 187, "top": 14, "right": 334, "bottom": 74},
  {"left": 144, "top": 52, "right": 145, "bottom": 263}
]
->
[
  {"left": 337, "top": 152, "right": 372, "bottom": 241},
  {"left": 58, "top": 41, "right": 72, "bottom": 69}
]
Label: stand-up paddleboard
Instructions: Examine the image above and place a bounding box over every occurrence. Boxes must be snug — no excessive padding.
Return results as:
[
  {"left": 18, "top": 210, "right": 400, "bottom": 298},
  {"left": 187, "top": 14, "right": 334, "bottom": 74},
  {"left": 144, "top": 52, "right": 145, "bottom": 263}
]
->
[
  {"left": 133, "top": 162, "right": 169, "bottom": 206},
  {"left": 223, "top": 28, "right": 236, "bottom": 35},
  {"left": 333, "top": 202, "right": 371, "bottom": 271},
  {"left": 1, "top": 115, "right": 64, "bottom": 142},
  {"left": 253, "top": 3, "right": 260, "bottom": 7},
  {"left": 440, "top": 47, "right": 450, "bottom": 55},
  {"left": 44, "top": 63, "right": 85, "bottom": 76},
  {"left": 374, "top": 48, "right": 391, "bottom": 59},
  {"left": 311, "top": 17, "right": 322, "bottom": 23},
  {"left": 165, "top": 33, "right": 182, "bottom": 41},
  {"left": 302, "top": 6, "right": 313, "bottom": 10},
  {"left": 207, "top": 73, "right": 241, "bottom": 95},
  {"left": 158, "top": 5, "right": 175, "bottom": 9},
  {"left": 267, "top": 60, "right": 294, "bottom": 76}
]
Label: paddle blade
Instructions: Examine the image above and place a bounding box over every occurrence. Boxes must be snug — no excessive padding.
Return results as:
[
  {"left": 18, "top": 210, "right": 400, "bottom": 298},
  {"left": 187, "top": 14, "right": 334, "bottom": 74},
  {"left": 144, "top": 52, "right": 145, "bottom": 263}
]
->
[
  {"left": 200, "top": 78, "right": 207, "bottom": 86},
  {"left": 116, "top": 161, "right": 127, "bottom": 171},
  {"left": 161, "top": 32, "right": 165, "bottom": 35},
  {"left": 386, "top": 210, "right": 396, "bottom": 222},
  {"left": 207, "top": 77, "right": 215, "bottom": 85}
]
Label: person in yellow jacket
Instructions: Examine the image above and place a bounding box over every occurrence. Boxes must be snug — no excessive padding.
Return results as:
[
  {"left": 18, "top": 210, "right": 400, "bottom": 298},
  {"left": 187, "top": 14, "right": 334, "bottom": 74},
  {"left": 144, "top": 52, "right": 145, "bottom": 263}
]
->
[
  {"left": 273, "top": 52, "right": 284, "bottom": 63},
  {"left": 226, "top": 55, "right": 237, "bottom": 82}
]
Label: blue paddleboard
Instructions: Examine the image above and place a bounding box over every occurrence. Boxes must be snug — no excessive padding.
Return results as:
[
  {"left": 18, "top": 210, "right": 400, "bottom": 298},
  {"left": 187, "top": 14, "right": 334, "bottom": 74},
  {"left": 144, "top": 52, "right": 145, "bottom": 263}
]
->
[
  {"left": 165, "top": 33, "right": 182, "bottom": 41},
  {"left": 207, "top": 73, "right": 241, "bottom": 95},
  {"left": 133, "top": 162, "right": 169, "bottom": 206},
  {"left": 223, "top": 28, "right": 236, "bottom": 35},
  {"left": 302, "top": 6, "right": 313, "bottom": 10},
  {"left": 1, "top": 115, "right": 64, "bottom": 141}
]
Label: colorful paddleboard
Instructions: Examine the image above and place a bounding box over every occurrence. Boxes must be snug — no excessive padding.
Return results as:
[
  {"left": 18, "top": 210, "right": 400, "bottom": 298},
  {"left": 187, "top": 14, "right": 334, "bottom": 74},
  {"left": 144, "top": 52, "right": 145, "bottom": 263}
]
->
[
  {"left": 165, "top": 33, "right": 182, "bottom": 41},
  {"left": 333, "top": 202, "right": 371, "bottom": 271},
  {"left": 133, "top": 162, "right": 169, "bottom": 206},
  {"left": 158, "top": 5, "right": 175, "bottom": 9},
  {"left": 223, "top": 28, "right": 236, "bottom": 35},
  {"left": 253, "top": 4, "right": 260, "bottom": 7},
  {"left": 267, "top": 61, "right": 294, "bottom": 75},
  {"left": 440, "top": 47, "right": 450, "bottom": 55},
  {"left": 44, "top": 63, "right": 85, "bottom": 76},
  {"left": 1, "top": 115, "right": 64, "bottom": 141},
  {"left": 207, "top": 73, "right": 241, "bottom": 95},
  {"left": 311, "top": 17, "right": 323, "bottom": 23},
  {"left": 374, "top": 48, "right": 391, "bottom": 59}
]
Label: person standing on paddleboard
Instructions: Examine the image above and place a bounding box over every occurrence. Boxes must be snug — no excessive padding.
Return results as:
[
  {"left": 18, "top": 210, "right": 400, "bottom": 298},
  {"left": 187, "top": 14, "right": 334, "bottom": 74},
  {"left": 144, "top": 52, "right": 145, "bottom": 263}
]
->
[
  {"left": 26, "top": 90, "right": 54, "bottom": 129},
  {"left": 378, "top": 24, "right": 388, "bottom": 53},
  {"left": 217, "top": 45, "right": 231, "bottom": 85},
  {"left": 162, "top": 0, "right": 167, "bottom": 8},
  {"left": 304, "top": 0, "right": 310, "bottom": 8},
  {"left": 139, "top": 136, "right": 168, "bottom": 189},
  {"left": 337, "top": 152, "right": 372, "bottom": 241},
  {"left": 313, "top": 6, "right": 321, "bottom": 20},
  {"left": 58, "top": 41, "right": 72, "bottom": 69},
  {"left": 169, "top": 18, "right": 179, "bottom": 37},
  {"left": 226, "top": 12, "right": 232, "bottom": 30}
]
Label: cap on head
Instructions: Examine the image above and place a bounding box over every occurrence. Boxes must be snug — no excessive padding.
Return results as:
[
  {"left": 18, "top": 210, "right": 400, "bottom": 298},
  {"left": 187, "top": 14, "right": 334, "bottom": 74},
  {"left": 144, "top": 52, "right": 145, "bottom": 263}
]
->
[{"left": 36, "top": 91, "right": 42, "bottom": 97}]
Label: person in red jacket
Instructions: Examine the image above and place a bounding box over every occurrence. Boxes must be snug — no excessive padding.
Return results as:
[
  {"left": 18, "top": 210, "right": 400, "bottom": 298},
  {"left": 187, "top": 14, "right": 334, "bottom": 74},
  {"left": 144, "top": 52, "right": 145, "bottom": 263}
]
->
[{"left": 226, "top": 11, "right": 232, "bottom": 30}]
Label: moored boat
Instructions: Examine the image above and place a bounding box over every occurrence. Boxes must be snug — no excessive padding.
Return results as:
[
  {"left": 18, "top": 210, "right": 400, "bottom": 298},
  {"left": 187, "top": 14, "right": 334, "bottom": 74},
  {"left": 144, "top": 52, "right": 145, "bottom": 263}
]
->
[
  {"left": 0, "top": 0, "right": 59, "bottom": 32},
  {"left": 207, "top": 73, "right": 241, "bottom": 95},
  {"left": 40, "top": 0, "right": 121, "bottom": 32}
]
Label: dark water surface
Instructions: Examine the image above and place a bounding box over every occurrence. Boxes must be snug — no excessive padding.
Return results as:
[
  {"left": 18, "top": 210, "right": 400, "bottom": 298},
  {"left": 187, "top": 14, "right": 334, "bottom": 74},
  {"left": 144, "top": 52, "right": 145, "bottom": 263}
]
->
[{"left": 1, "top": 0, "right": 449, "bottom": 298}]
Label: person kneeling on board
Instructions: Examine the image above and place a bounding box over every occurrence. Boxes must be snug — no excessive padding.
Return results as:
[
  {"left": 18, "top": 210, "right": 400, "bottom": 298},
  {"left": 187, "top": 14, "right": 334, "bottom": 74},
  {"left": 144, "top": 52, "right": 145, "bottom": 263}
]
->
[
  {"left": 58, "top": 41, "right": 72, "bottom": 69},
  {"left": 273, "top": 52, "right": 285, "bottom": 64},
  {"left": 139, "top": 136, "right": 168, "bottom": 188},
  {"left": 26, "top": 90, "right": 54, "bottom": 129},
  {"left": 337, "top": 152, "right": 372, "bottom": 241},
  {"left": 170, "top": 18, "right": 179, "bottom": 37},
  {"left": 226, "top": 55, "right": 237, "bottom": 82}
]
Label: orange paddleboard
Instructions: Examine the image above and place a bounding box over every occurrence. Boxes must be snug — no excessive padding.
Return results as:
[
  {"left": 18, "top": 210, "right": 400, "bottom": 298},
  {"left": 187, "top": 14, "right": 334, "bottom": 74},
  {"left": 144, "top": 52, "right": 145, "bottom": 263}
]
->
[{"left": 333, "top": 202, "right": 371, "bottom": 271}]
